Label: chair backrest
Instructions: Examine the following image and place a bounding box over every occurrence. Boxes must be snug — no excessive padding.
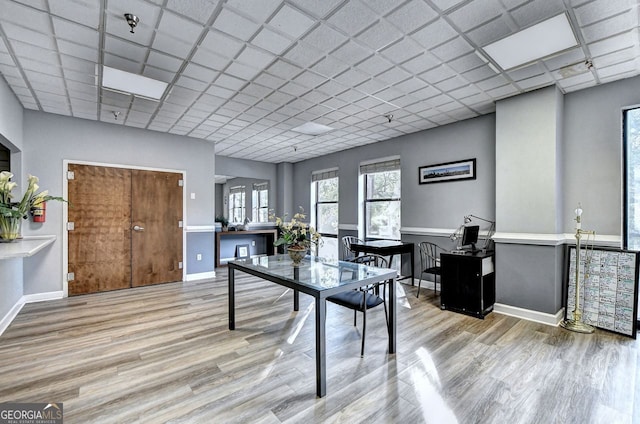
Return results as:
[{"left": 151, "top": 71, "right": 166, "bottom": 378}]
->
[
  {"left": 350, "top": 253, "right": 389, "bottom": 268},
  {"left": 342, "top": 236, "right": 363, "bottom": 257},
  {"left": 419, "top": 242, "right": 441, "bottom": 269}
]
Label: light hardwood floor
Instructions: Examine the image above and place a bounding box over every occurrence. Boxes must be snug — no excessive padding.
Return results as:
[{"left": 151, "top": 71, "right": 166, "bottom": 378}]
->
[{"left": 1, "top": 269, "right": 639, "bottom": 423}]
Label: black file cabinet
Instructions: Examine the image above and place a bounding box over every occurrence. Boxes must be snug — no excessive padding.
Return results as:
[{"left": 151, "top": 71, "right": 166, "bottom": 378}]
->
[{"left": 440, "top": 251, "right": 495, "bottom": 318}]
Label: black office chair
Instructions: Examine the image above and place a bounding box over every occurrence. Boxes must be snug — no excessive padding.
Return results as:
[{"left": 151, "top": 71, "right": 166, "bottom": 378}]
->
[
  {"left": 327, "top": 254, "right": 390, "bottom": 357},
  {"left": 417, "top": 241, "right": 445, "bottom": 298},
  {"left": 341, "top": 235, "right": 363, "bottom": 261}
]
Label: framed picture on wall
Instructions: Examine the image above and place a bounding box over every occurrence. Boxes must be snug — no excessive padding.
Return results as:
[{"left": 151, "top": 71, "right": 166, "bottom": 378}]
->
[
  {"left": 418, "top": 158, "right": 476, "bottom": 184},
  {"left": 236, "top": 244, "right": 250, "bottom": 259}
]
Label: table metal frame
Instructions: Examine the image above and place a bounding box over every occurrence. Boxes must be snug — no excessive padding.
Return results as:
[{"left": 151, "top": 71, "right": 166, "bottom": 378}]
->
[
  {"left": 349, "top": 240, "right": 415, "bottom": 284},
  {"left": 228, "top": 254, "right": 397, "bottom": 397}
]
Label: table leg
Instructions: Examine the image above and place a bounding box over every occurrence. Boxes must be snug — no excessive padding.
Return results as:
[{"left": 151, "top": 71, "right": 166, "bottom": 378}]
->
[
  {"left": 315, "top": 297, "right": 326, "bottom": 397},
  {"left": 410, "top": 246, "right": 415, "bottom": 285},
  {"left": 229, "top": 267, "right": 235, "bottom": 331},
  {"left": 388, "top": 277, "right": 396, "bottom": 354},
  {"left": 294, "top": 289, "right": 299, "bottom": 311}
]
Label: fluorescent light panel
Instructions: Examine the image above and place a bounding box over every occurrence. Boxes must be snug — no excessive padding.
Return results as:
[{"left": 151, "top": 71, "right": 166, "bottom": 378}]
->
[
  {"left": 102, "top": 66, "right": 168, "bottom": 100},
  {"left": 291, "top": 122, "right": 335, "bottom": 136},
  {"left": 482, "top": 14, "right": 577, "bottom": 70}
]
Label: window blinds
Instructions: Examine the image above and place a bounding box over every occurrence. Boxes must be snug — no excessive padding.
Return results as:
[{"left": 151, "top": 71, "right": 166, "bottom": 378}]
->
[
  {"left": 359, "top": 158, "right": 400, "bottom": 174},
  {"left": 311, "top": 169, "right": 339, "bottom": 182}
]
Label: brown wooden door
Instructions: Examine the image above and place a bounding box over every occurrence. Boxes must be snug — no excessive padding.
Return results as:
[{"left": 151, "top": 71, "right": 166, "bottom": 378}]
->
[
  {"left": 67, "top": 165, "right": 183, "bottom": 295},
  {"left": 68, "top": 165, "right": 132, "bottom": 295},
  {"left": 131, "top": 170, "right": 183, "bottom": 287}
]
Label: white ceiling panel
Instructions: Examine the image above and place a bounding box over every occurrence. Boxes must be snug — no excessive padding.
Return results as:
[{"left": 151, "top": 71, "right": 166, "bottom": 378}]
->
[{"left": 0, "top": 0, "right": 637, "bottom": 163}]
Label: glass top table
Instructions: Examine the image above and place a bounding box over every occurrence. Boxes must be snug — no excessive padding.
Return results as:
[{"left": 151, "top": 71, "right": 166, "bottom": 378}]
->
[{"left": 228, "top": 254, "right": 397, "bottom": 398}]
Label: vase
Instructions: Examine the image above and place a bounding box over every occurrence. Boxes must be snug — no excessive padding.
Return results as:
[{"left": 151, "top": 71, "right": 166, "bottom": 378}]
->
[
  {"left": 287, "top": 246, "right": 307, "bottom": 266},
  {"left": 0, "top": 216, "right": 21, "bottom": 242}
]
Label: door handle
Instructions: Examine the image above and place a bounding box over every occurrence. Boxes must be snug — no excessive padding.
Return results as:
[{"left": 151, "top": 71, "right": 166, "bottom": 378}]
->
[{"left": 133, "top": 225, "right": 145, "bottom": 231}]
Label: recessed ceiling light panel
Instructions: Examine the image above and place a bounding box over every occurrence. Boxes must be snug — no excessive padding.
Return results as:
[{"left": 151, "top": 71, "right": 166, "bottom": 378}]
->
[
  {"left": 102, "top": 66, "right": 168, "bottom": 100},
  {"left": 291, "top": 122, "right": 335, "bottom": 136},
  {"left": 482, "top": 14, "right": 577, "bottom": 70}
]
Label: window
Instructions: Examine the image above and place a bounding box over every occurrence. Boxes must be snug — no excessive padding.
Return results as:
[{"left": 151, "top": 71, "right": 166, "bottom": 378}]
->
[
  {"left": 625, "top": 107, "right": 640, "bottom": 250},
  {"left": 228, "top": 186, "right": 245, "bottom": 224},
  {"left": 361, "top": 159, "right": 401, "bottom": 240},
  {"left": 252, "top": 182, "right": 268, "bottom": 223},
  {"left": 312, "top": 170, "right": 339, "bottom": 259}
]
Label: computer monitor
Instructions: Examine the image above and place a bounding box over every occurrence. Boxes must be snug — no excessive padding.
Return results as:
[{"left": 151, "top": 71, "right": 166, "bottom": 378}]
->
[{"left": 461, "top": 225, "right": 480, "bottom": 251}]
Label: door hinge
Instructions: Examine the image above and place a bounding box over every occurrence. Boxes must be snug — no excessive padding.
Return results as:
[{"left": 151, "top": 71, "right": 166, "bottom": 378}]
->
[
  {"left": 67, "top": 272, "right": 75, "bottom": 281},
  {"left": 178, "top": 179, "right": 184, "bottom": 187},
  {"left": 67, "top": 222, "right": 75, "bottom": 231},
  {"left": 67, "top": 171, "right": 75, "bottom": 180},
  {"left": 178, "top": 262, "right": 183, "bottom": 269},
  {"left": 178, "top": 221, "right": 183, "bottom": 228}
]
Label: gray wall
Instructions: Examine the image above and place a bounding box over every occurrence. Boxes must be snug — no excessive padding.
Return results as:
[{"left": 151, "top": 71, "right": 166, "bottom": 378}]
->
[
  {"left": 292, "top": 114, "right": 496, "bottom": 230},
  {"left": 22, "top": 111, "right": 216, "bottom": 294}
]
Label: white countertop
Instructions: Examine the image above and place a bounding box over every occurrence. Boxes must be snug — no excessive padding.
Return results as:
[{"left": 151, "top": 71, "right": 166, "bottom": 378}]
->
[{"left": 0, "top": 235, "right": 57, "bottom": 259}]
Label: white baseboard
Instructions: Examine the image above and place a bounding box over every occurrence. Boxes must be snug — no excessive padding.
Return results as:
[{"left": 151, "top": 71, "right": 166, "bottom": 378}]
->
[
  {"left": 185, "top": 271, "right": 216, "bottom": 281},
  {"left": 493, "top": 303, "right": 564, "bottom": 326},
  {"left": 0, "top": 291, "right": 63, "bottom": 336}
]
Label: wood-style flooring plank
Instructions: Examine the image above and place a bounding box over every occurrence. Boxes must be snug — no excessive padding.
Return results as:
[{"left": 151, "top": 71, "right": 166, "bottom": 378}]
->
[{"left": 0, "top": 269, "right": 638, "bottom": 423}]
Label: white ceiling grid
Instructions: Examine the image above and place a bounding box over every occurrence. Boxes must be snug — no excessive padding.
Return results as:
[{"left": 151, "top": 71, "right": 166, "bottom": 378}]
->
[{"left": 0, "top": 0, "right": 638, "bottom": 162}]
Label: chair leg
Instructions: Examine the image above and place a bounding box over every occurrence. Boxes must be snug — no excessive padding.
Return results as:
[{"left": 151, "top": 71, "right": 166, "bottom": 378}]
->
[
  {"left": 361, "top": 309, "right": 366, "bottom": 357},
  {"left": 416, "top": 273, "right": 423, "bottom": 298},
  {"left": 353, "top": 310, "right": 357, "bottom": 326}
]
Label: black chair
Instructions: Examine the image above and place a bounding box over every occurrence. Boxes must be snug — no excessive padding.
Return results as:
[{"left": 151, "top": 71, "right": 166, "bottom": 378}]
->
[
  {"left": 341, "top": 235, "right": 363, "bottom": 261},
  {"left": 327, "top": 254, "right": 390, "bottom": 357},
  {"left": 416, "top": 241, "right": 445, "bottom": 298}
]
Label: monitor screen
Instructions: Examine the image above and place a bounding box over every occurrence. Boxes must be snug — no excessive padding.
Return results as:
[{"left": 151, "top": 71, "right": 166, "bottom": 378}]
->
[{"left": 461, "top": 225, "right": 480, "bottom": 249}]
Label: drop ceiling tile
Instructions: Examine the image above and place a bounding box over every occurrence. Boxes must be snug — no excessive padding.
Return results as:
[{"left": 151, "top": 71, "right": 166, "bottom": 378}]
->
[
  {"left": 516, "top": 73, "right": 553, "bottom": 90},
  {"left": 157, "top": 10, "right": 204, "bottom": 44},
  {"left": 293, "top": 71, "right": 327, "bottom": 89},
  {"left": 0, "top": 1, "right": 52, "bottom": 32},
  {"left": 430, "top": 36, "right": 474, "bottom": 62},
  {"left": 268, "top": 4, "right": 316, "bottom": 39},
  {"left": 410, "top": 19, "right": 458, "bottom": 52},
  {"left": 466, "top": 17, "right": 514, "bottom": 46},
  {"left": 215, "top": 73, "right": 246, "bottom": 90},
  {"left": 448, "top": 84, "right": 482, "bottom": 99},
  {"left": 251, "top": 28, "right": 294, "bottom": 55},
  {"left": 376, "top": 67, "right": 412, "bottom": 85},
  {"left": 393, "top": 77, "right": 428, "bottom": 94},
  {"left": 448, "top": 52, "right": 487, "bottom": 74},
  {"left": 592, "top": 47, "right": 636, "bottom": 69},
  {"left": 191, "top": 48, "right": 231, "bottom": 70},
  {"left": 459, "top": 91, "right": 492, "bottom": 106},
  {"left": 419, "top": 64, "right": 456, "bottom": 84},
  {"left": 336, "top": 88, "right": 366, "bottom": 103},
  {"left": 150, "top": 33, "right": 192, "bottom": 59},
  {"left": 400, "top": 52, "right": 440, "bottom": 75},
  {"left": 302, "top": 24, "right": 349, "bottom": 53},
  {"left": 236, "top": 46, "right": 275, "bottom": 69},
  {"left": 143, "top": 65, "right": 175, "bottom": 83},
  {"left": 447, "top": 0, "right": 503, "bottom": 32},
  {"left": 225, "top": 61, "right": 261, "bottom": 80},
  {"left": 507, "top": 63, "right": 545, "bottom": 81},
  {"left": 462, "top": 65, "right": 499, "bottom": 83},
  {"left": 104, "top": 53, "right": 141, "bottom": 74},
  {"left": 581, "top": 14, "right": 635, "bottom": 44},
  {"left": 284, "top": 43, "right": 324, "bottom": 68},
  {"left": 574, "top": 0, "right": 634, "bottom": 27},
  {"left": 267, "top": 60, "right": 303, "bottom": 80},
  {"left": 316, "top": 79, "right": 349, "bottom": 96},
  {"left": 52, "top": 18, "right": 99, "bottom": 48},
  {"left": 241, "top": 82, "right": 273, "bottom": 98},
  {"left": 64, "top": 69, "right": 96, "bottom": 85},
  {"left": 430, "top": 0, "right": 467, "bottom": 12},
  {"left": 597, "top": 60, "right": 637, "bottom": 79},
  {"left": 328, "top": 0, "right": 378, "bottom": 36},
  {"left": 2, "top": 22, "right": 55, "bottom": 50},
  {"left": 356, "top": 20, "right": 403, "bottom": 51},
  {"left": 105, "top": 0, "right": 161, "bottom": 44},
  {"left": 588, "top": 32, "right": 635, "bottom": 58},
  {"left": 58, "top": 39, "right": 98, "bottom": 62},
  {"left": 334, "top": 68, "right": 371, "bottom": 87},
  {"left": 509, "top": 0, "right": 566, "bottom": 27},
  {"left": 311, "top": 55, "right": 349, "bottom": 78},
  {"left": 176, "top": 75, "right": 209, "bottom": 91},
  {"left": 434, "top": 75, "right": 468, "bottom": 91},
  {"left": 557, "top": 71, "right": 595, "bottom": 90},
  {"left": 355, "top": 54, "right": 395, "bottom": 77},
  {"left": 355, "top": 78, "right": 387, "bottom": 95},
  {"left": 476, "top": 75, "right": 510, "bottom": 90},
  {"left": 386, "top": 1, "right": 439, "bottom": 33},
  {"left": 200, "top": 30, "right": 244, "bottom": 59},
  {"left": 254, "top": 72, "right": 286, "bottom": 89},
  {"left": 104, "top": 36, "right": 147, "bottom": 63},
  {"left": 166, "top": 0, "right": 220, "bottom": 24},
  {"left": 288, "top": 0, "right": 344, "bottom": 19},
  {"left": 380, "top": 38, "right": 422, "bottom": 64},
  {"left": 486, "top": 83, "right": 519, "bottom": 99},
  {"left": 213, "top": 8, "right": 260, "bottom": 41}
]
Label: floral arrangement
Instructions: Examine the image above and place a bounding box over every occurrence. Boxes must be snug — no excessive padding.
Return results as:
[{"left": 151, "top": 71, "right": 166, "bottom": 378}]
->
[
  {"left": 271, "top": 207, "right": 321, "bottom": 251},
  {"left": 0, "top": 171, "right": 66, "bottom": 240}
]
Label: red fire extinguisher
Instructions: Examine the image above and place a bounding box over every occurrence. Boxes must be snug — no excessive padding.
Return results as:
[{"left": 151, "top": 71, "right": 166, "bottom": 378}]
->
[{"left": 31, "top": 201, "right": 46, "bottom": 223}]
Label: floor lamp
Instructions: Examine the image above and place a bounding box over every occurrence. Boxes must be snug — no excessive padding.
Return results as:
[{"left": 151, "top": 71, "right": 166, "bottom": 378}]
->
[{"left": 560, "top": 204, "right": 595, "bottom": 334}]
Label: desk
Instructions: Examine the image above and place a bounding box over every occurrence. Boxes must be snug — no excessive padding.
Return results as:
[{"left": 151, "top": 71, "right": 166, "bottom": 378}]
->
[
  {"left": 349, "top": 240, "right": 415, "bottom": 284},
  {"left": 215, "top": 229, "right": 277, "bottom": 267},
  {"left": 228, "top": 254, "right": 397, "bottom": 397},
  {"left": 440, "top": 251, "right": 495, "bottom": 318}
]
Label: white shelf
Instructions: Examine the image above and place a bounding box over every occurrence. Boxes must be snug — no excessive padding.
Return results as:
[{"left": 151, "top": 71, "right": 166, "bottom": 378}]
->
[{"left": 0, "top": 235, "right": 57, "bottom": 259}]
